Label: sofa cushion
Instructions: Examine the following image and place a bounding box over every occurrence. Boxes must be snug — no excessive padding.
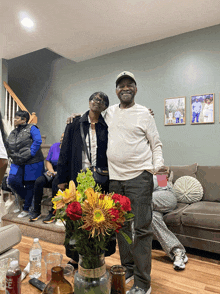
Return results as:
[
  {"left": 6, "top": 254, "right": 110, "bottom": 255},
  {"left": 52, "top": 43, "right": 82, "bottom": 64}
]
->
[
  {"left": 181, "top": 201, "right": 220, "bottom": 231},
  {"left": 170, "top": 163, "right": 198, "bottom": 183},
  {"left": 163, "top": 203, "right": 189, "bottom": 226},
  {"left": 0, "top": 249, "right": 20, "bottom": 262},
  {"left": 196, "top": 166, "right": 220, "bottom": 202},
  {"left": 0, "top": 225, "right": 22, "bottom": 255},
  {"left": 173, "top": 176, "right": 203, "bottom": 203}
]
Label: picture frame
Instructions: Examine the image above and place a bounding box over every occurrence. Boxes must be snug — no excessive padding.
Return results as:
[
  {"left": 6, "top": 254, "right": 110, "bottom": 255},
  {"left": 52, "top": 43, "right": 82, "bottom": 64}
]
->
[
  {"left": 190, "top": 94, "right": 214, "bottom": 124},
  {"left": 164, "top": 97, "right": 186, "bottom": 126}
]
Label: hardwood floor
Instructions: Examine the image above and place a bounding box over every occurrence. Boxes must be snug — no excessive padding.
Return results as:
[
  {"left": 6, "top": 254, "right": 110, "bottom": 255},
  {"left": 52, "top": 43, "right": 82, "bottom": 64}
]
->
[{"left": 14, "top": 236, "right": 220, "bottom": 293}]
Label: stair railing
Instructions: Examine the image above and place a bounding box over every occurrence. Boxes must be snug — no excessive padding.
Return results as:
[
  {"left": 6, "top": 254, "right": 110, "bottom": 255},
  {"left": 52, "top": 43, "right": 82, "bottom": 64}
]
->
[
  {"left": 0, "top": 82, "right": 38, "bottom": 222},
  {"left": 3, "top": 81, "right": 37, "bottom": 135}
]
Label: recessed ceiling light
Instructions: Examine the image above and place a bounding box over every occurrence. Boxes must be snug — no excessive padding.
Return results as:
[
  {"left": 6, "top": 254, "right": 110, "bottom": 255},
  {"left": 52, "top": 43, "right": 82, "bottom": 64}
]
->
[{"left": 21, "top": 17, "right": 34, "bottom": 28}]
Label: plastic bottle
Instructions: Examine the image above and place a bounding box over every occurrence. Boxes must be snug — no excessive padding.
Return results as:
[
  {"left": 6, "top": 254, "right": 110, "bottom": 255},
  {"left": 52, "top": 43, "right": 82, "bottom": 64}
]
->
[
  {"left": 5, "top": 260, "right": 21, "bottom": 294},
  {"left": 29, "top": 238, "right": 42, "bottom": 278}
]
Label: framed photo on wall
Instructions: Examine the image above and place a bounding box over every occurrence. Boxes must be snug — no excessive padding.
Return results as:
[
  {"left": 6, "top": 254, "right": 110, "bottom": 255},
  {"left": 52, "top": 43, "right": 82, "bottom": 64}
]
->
[
  {"left": 164, "top": 97, "right": 186, "bottom": 126},
  {"left": 190, "top": 94, "right": 214, "bottom": 124}
]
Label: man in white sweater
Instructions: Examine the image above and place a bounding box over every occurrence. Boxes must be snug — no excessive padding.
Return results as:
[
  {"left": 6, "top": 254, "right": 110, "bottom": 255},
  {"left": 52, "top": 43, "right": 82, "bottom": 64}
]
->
[{"left": 105, "top": 71, "right": 165, "bottom": 294}]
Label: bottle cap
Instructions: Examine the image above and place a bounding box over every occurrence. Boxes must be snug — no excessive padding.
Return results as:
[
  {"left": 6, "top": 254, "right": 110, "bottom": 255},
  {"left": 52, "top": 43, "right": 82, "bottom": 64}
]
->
[
  {"left": 10, "top": 260, "right": 19, "bottom": 269},
  {"left": 34, "top": 238, "right": 39, "bottom": 242}
]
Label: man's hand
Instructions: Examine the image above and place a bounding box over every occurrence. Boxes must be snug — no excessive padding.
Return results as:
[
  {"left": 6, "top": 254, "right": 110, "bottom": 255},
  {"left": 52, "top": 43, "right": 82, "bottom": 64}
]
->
[
  {"left": 149, "top": 108, "right": 154, "bottom": 117},
  {"left": 154, "top": 166, "right": 169, "bottom": 175},
  {"left": 66, "top": 113, "right": 82, "bottom": 124},
  {"left": 58, "top": 183, "right": 68, "bottom": 191}
]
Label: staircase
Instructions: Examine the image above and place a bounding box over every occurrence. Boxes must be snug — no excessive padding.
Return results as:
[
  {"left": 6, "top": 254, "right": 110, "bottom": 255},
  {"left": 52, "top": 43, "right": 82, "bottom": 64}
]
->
[
  {"left": 2, "top": 196, "right": 66, "bottom": 245},
  {"left": 0, "top": 83, "right": 64, "bottom": 245},
  {"left": 3, "top": 81, "right": 38, "bottom": 135}
]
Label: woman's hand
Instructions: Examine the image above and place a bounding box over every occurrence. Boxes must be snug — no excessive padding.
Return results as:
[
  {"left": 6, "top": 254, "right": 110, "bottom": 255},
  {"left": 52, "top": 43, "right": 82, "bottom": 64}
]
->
[
  {"left": 46, "top": 171, "right": 56, "bottom": 177},
  {"left": 58, "top": 183, "right": 68, "bottom": 191}
]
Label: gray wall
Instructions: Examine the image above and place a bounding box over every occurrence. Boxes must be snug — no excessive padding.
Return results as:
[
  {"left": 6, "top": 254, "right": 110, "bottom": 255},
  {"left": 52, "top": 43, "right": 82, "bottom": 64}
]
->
[
  {"left": 0, "top": 59, "right": 8, "bottom": 113},
  {"left": 8, "top": 24, "right": 220, "bottom": 166}
]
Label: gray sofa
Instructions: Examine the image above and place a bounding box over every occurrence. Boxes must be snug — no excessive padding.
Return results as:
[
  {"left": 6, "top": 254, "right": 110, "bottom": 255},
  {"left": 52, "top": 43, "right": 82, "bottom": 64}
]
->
[
  {"left": 0, "top": 224, "right": 21, "bottom": 261},
  {"left": 163, "top": 164, "right": 220, "bottom": 254}
]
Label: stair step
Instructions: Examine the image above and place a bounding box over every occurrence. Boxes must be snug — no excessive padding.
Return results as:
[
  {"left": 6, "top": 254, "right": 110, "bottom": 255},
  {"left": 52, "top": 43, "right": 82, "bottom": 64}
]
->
[
  {"left": 41, "top": 197, "right": 53, "bottom": 215},
  {"left": 2, "top": 212, "right": 65, "bottom": 245}
]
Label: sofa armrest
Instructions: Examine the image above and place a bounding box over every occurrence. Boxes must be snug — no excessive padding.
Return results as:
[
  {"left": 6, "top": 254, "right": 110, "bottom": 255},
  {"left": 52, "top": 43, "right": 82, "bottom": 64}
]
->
[
  {"left": 0, "top": 248, "right": 20, "bottom": 262},
  {"left": 0, "top": 224, "right": 22, "bottom": 255}
]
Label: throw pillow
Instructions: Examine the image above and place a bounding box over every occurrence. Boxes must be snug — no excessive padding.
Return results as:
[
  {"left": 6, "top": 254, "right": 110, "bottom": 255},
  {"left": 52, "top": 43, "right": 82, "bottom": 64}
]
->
[
  {"left": 170, "top": 163, "right": 198, "bottom": 183},
  {"left": 173, "top": 176, "right": 203, "bottom": 203}
]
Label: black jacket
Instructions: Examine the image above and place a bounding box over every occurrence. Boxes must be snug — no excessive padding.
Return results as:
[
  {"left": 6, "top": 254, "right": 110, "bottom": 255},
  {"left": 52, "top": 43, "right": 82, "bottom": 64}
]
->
[
  {"left": 57, "top": 111, "right": 108, "bottom": 185},
  {"left": 6, "top": 124, "right": 44, "bottom": 165}
]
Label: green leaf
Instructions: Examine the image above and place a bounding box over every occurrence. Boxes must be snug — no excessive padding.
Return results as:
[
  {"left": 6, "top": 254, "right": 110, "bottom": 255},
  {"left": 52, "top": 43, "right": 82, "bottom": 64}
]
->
[
  {"left": 125, "top": 213, "right": 135, "bottom": 220},
  {"left": 119, "top": 231, "right": 132, "bottom": 244},
  {"left": 53, "top": 196, "right": 63, "bottom": 202}
]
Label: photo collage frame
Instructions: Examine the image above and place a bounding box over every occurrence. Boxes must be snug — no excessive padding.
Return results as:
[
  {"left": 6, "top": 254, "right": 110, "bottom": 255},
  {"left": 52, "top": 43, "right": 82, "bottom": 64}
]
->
[{"left": 164, "top": 94, "right": 215, "bottom": 125}]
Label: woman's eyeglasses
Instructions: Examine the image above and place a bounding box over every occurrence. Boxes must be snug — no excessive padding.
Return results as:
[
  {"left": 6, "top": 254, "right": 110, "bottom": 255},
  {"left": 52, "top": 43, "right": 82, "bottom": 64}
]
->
[{"left": 92, "top": 97, "right": 105, "bottom": 105}]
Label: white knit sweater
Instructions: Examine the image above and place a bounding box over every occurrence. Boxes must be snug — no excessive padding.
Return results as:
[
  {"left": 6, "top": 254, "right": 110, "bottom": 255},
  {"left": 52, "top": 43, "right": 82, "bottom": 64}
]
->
[{"left": 104, "top": 103, "right": 164, "bottom": 181}]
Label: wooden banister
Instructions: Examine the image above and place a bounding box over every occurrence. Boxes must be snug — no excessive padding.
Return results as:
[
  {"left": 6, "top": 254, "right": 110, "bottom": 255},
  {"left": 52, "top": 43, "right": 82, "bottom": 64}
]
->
[
  {"left": 3, "top": 82, "right": 30, "bottom": 114},
  {"left": 29, "top": 112, "right": 38, "bottom": 124},
  {"left": 3, "top": 81, "right": 38, "bottom": 124}
]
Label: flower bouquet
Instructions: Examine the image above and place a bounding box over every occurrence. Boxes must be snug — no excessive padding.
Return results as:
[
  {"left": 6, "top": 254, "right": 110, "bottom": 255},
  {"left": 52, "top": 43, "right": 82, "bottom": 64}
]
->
[{"left": 52, "top": 169, "right": 134, "bottom": 266}]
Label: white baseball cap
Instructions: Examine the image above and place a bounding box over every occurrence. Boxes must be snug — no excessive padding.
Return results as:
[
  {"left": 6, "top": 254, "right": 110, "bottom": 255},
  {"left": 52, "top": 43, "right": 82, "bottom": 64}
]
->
[{"left": 116, "top": 71, "right": 136, "bottom": 87}]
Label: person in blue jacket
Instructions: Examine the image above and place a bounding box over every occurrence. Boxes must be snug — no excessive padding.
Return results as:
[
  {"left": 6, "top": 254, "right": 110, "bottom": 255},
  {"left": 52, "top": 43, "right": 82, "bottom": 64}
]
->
[{"left": 6, "top": 110, "right": 44, "bottom": 218}]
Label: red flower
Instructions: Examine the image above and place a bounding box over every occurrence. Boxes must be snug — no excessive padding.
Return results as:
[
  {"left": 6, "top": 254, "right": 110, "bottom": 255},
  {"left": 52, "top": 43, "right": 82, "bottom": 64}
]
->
[
  {"left": 112, "top": 194, "right": 121, "bottom": 202},
  {"left": 66, "top": 201, "right": 82, "bottom": 221},
  {"left": 112, "top": 194, "right": 131, "bottom": 212},
  {"left": 85, "top": 226, "right": 92, "bottom": 231},
  {"left": 108, "top": 208, "right": 120, "bottom": 221},
  {"left": 116, "top": 224, "right": 122, "bottom": 233},
  {"left": 99, "top": 194, "right": 105, "bottom": 200}
]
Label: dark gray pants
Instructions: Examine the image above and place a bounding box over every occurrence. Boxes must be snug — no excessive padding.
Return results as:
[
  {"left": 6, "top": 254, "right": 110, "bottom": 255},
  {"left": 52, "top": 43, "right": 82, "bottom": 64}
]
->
[{"left": 109, "top": 171, "right": 153, "bottom": 291}]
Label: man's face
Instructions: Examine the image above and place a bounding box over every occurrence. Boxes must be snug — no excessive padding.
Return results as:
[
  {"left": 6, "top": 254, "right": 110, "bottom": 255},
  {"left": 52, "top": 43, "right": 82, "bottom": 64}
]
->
[
  {"left": 14, "top": 116, "right": 26, "bottom": 127},
  {"left": 116, "top": 78, "right": 137, "bottom": 105}
]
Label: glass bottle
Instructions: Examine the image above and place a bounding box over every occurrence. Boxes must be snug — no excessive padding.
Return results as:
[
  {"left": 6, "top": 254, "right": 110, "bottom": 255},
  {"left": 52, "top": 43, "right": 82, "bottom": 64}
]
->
[
  {"left": 74, "top": 254, "right": 110, "bottom": 294},
  {"left": 5, "top": 260, "right": 22, "bottom": 294},
  {"left": 42, "top": 266, "right": 73, "bottom": 294},
  {"left": 110, "top": 265, "right": 126, "bottom": 294}
]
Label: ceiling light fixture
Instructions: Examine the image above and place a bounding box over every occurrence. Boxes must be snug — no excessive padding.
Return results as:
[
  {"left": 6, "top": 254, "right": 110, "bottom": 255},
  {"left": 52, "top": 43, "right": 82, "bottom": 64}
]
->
[{"left": 21, "top": 17, "right": 34, "bottom": 28}]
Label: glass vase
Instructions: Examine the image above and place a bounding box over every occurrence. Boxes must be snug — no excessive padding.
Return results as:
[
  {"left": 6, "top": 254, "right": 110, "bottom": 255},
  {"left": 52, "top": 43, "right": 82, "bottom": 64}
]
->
[
  {"left": 74, "top": 254, "right": 110, "bottom": 294},
  {"left": 43, "top": 266, "right": 73, "bottom": 294}
]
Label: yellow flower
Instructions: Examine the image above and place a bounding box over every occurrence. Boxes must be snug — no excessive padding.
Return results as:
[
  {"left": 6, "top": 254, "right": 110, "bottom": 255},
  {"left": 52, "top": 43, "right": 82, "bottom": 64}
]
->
[
  {"left": 52, "top": 181, "right": 76, "bottom": 205},
  {"left": 52, "top": 199, "right": 65, "bottom": 210},
  {"left": 76, "top": 190, "right": 82, "bottom": 202},
  {"left": 93, "top": 209, "right": 105, "bottom": 223},
  {"left": 99, "top": 196, "right": 114, "bottom": 210},
  {"left": 85, "top": 188, "right": 99, "bottom": 206},
  {"left": 80, "top": 193, "right": 122, "bottom": 237}
]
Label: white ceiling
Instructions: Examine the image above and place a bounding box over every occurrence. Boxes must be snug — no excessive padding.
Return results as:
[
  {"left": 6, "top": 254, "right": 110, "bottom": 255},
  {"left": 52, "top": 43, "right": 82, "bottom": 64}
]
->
[{"left": 1, "top": 0, "right": 220, "bottom": 62}]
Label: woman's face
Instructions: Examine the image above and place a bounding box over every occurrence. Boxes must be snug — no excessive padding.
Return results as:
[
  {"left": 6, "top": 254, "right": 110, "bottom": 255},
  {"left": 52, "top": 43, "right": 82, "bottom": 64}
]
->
[
  {"left": 89, "top": 95, "right": 107, "bottom": 113},
  {"left": 14, "top": 116, "right": 26, "bottom": 127}
]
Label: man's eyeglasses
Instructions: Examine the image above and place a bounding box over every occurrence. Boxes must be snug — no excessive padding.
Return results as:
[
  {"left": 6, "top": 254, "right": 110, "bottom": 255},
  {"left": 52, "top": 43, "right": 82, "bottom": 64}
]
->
[{"left": 92, "top": 97, "right": 105, "bottom": 105}]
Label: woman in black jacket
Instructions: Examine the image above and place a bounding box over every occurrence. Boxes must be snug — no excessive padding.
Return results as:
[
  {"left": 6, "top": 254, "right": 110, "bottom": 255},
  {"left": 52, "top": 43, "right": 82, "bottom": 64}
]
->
[
  {"left": 56, "top": 92, "right": 115, "bottom": 267},
  {"left": 57, "top": 91, "right": 109, "bottom": 191}
]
